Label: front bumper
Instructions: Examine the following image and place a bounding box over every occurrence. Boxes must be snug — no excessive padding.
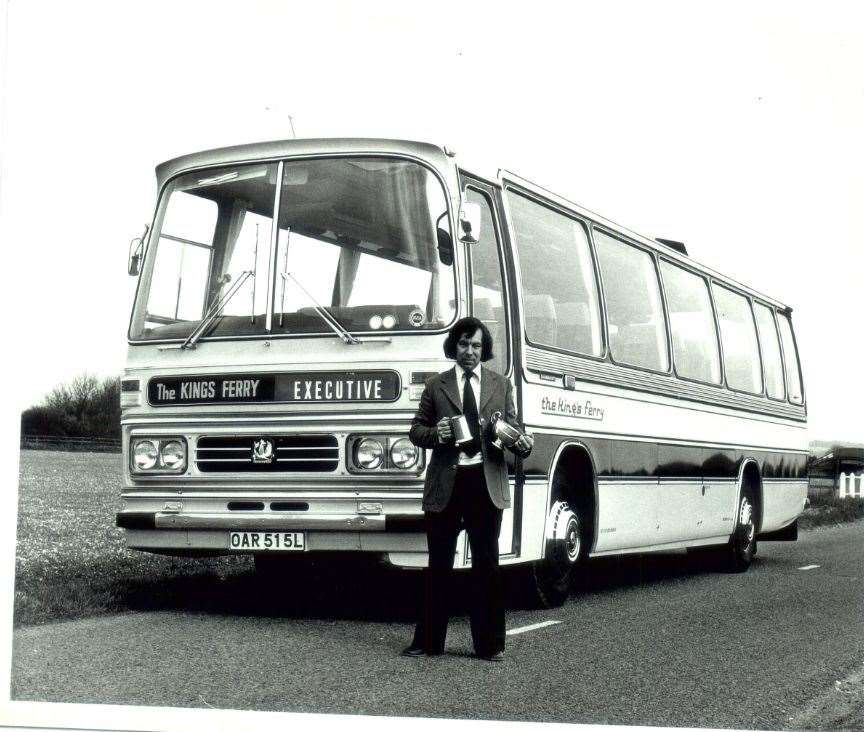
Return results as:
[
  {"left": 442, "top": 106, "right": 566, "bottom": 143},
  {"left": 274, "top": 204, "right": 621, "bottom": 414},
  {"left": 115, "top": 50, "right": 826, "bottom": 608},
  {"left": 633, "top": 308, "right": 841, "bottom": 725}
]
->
[
  {"left": 115, "top": 510, "right": 423, "bottom": 532},
  {"left": 115, "top": 487, "right": 428, "bottom": 560}
]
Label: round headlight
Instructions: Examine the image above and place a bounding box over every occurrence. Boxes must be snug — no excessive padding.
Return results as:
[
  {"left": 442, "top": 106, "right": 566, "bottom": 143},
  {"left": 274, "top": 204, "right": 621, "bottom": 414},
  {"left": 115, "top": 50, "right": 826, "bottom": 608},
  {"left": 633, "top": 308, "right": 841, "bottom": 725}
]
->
[
  {"left": 369, "top": 315, "right": 383, "bottom": 330},
  {"left": 133, "top": 440, "right": 158, "bottom": 471},
  {"left": 160, "top": 440, "right": 186, "bottom": 470},
  {"left": 382, "top": 314, "right": 397, "bottom": 329},
  {"left": 390, "top": 438, "right": 419, "bottom": 469},
  {"left": 355, "top": 438, "right": 384, "bottom": 469}
]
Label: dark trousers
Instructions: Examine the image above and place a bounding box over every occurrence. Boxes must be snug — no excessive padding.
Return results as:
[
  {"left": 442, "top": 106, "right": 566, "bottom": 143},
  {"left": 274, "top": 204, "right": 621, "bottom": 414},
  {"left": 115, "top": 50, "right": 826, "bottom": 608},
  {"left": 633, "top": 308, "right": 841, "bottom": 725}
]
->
[{"left": 412, "top": 464, "right": 505, "bottom": 655}]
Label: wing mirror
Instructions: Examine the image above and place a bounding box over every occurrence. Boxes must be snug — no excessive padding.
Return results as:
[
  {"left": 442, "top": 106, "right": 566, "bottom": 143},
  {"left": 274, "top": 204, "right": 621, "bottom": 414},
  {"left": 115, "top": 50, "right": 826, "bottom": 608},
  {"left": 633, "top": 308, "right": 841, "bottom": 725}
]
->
[
  {"left": 458, "top": 202, "right": 482, "bottom": 245},
  {"left": 128, "top": 224, "right": 149, "bottom": 276}
]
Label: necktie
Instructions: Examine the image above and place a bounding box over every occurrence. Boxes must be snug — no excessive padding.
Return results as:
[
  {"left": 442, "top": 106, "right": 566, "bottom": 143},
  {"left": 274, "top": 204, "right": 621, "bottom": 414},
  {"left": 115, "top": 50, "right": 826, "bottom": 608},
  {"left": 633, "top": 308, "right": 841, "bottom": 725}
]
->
[{"left": 462, "top": 369, "right": 480, "bottom": 457}]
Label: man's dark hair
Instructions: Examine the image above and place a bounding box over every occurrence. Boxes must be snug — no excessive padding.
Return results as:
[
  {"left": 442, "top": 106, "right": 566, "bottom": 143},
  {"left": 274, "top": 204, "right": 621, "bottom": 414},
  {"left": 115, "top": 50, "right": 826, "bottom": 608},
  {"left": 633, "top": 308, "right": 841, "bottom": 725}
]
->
[{"left": 443, "top": 316, "right": 494, "bottom": 361}]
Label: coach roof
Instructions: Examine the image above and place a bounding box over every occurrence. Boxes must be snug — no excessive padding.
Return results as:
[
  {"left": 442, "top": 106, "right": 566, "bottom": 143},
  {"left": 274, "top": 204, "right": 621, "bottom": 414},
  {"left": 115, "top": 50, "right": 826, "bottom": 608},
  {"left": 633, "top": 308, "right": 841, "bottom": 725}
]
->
[{"left": 154, "top": 138, "right": 453, "bottom": 191}]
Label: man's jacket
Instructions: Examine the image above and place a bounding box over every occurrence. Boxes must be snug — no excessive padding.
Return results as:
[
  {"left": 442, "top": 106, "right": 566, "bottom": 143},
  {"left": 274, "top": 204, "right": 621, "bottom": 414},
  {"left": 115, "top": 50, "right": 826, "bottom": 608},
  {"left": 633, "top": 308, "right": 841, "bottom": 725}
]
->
[{"left": 408, "top": 366, "right": 531, "bottom": 513}]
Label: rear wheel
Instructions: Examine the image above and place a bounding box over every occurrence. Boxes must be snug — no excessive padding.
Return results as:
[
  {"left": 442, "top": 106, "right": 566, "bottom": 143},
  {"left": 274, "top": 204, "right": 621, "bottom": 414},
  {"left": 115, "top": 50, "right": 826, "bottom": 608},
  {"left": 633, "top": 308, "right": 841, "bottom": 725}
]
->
[
  {"left": 724, "top": 487, "right": 757, "bottom": 572},
  {"left": 529, "top": 501, "right": 583, "bottom": 608}
]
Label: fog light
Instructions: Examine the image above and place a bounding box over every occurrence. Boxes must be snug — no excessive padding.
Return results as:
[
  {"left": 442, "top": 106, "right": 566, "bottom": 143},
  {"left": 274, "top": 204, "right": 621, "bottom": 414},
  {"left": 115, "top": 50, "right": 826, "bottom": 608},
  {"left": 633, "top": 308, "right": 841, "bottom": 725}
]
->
[
  {"left": 390, "top": 438, "right": 418, "bottom": 469},
  {"left": 160, "top": 440, "right": 186, "bottom": 470},
  {"left": 132, "top": 440, "right": 158, "bottom": 470},
  {"left": 355, "top": 438, "right": 384, "bottom": 469}
]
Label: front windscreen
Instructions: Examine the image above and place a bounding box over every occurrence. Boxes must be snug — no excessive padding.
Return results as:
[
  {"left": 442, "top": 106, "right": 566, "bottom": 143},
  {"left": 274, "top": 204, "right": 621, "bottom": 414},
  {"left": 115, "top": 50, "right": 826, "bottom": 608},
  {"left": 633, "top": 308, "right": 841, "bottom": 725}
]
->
[{"left": 130, "top": 157, "right": 456, "bottom": 341}]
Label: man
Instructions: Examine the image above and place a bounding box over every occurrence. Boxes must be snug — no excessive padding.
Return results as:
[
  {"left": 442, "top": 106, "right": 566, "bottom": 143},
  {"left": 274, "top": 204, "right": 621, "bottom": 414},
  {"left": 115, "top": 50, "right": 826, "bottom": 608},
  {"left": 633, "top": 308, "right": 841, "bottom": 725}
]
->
[{"left": 402, "top": 317, "right": 533, "bottom": 661}]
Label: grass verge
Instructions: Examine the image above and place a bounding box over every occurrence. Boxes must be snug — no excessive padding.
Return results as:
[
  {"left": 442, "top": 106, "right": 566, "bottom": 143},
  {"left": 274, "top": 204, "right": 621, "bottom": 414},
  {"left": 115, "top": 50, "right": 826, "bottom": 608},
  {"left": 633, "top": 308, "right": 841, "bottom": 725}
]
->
[
  {"left": 799, "top": 495, "right": 864, "bottom": 530},
  {"left": 14, "top": 449, "right": 252, "bottom": 627}
]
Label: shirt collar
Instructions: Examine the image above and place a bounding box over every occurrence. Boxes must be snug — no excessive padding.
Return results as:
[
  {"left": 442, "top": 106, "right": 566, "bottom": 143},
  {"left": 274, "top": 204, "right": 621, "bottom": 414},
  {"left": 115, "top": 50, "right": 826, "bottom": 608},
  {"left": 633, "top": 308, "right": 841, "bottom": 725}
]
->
[{"left": 454, "top": 363, "right": 482, "bottom": 384}]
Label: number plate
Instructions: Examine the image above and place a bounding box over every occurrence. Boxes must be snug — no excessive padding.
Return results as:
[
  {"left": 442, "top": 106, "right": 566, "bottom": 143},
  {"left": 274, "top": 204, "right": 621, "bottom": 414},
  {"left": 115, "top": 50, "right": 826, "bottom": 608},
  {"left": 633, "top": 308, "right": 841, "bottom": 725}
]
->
[{"left": 228, "top": 531, "right": 306, "bottom": 551}]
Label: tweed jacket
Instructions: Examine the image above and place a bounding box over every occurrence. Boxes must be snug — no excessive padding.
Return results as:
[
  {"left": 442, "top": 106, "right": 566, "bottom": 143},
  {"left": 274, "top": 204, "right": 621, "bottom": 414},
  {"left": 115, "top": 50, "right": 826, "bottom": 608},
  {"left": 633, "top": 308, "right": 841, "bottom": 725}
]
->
[{"left": 408, "top": 366, "right": 530, "bottom": 513}]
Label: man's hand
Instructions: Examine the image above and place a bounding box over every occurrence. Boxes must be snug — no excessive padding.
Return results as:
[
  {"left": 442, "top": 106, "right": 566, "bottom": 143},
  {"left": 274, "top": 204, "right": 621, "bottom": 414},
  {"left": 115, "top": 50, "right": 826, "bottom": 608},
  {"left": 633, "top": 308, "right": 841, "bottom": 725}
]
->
[
  {"left": 514, "top": 432, "right": 534, "bottom": 455},
  {"left": 436, "top": 417, "right": 453, "bottom": 444}
]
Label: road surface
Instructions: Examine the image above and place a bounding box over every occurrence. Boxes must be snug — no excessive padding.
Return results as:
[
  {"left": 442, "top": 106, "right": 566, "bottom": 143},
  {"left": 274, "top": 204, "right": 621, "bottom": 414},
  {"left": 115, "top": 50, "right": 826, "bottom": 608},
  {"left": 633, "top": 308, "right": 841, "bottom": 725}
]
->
[{"left": 11, "top": 522, "right": 864, "bottom": 729}]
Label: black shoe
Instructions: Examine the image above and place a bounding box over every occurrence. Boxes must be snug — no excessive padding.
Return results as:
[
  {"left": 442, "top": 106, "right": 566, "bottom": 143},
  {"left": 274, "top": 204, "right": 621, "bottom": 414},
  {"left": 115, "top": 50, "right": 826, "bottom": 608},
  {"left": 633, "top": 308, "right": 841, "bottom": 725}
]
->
[
  {"left": 476, "top": 650, "right": 504, "bottom": 662},
  {"left": 402, "top": 645, "right": 442, "bottom": 657}
]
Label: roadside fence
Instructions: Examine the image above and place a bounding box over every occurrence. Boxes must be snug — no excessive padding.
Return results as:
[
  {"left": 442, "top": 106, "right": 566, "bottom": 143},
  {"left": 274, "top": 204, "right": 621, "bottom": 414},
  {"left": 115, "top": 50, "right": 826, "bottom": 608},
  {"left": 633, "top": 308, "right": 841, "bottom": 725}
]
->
[
  {"left": 838, "top": 472, "right": 864, "bottom": 498},
  {"left": 20, "top": 435, "right": 121, "bottom": 453},
  {"left": 807, "top": 477, "right": 836, "bottom": 499}
]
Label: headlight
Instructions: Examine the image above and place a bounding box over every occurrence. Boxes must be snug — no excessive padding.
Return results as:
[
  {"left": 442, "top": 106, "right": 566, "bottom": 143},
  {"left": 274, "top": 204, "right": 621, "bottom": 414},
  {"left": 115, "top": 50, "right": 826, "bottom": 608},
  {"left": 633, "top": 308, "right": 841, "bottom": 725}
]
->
[
  {"left": 369, "top": 315, "right": 383, "bottom": 330},
  {"left": 390, "top": 437, "right": 419, "bottom": 469},
  {"left": 160, "top": 440, "right": 186, "bottom": 470},
  {"left": 132, "top": 440, "right": 158, "bottom": 470},
  {"left": 131, "top": 437, "right": 187, "bottom": 473},
  {"left": 381, "top": 314, "right": 397, "bottom": 329},
  {"left": 355, "top": 438, "right": 384, "bottom": 469}
]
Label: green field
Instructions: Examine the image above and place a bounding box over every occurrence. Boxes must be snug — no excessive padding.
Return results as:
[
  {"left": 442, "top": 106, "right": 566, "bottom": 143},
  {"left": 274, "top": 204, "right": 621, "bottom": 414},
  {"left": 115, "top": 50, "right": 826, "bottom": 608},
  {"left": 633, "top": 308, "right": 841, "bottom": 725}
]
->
[{"left": 14, "top": 450, "right": 251, "bottom": 627}]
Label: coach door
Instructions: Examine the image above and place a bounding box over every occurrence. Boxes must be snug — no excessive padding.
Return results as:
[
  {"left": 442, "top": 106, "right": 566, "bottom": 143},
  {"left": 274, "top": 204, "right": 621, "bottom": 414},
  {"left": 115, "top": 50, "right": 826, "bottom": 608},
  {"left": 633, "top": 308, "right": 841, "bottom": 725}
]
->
[{"left": 461, "top": 177, "right": 518, "bottom": 558}]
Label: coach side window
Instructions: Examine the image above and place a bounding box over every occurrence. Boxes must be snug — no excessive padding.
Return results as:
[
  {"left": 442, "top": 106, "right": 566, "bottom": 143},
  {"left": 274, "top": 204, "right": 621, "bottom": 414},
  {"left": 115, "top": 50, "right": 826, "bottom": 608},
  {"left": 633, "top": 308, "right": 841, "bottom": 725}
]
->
[
  {"left": 712, "top": 285, "right": 763, "bottom": 394},
  {"left": 777, "top": 313, "right": 804, "bottom": 404},
  {"left": 753, "top": 303, "right": 786, "bottom": 400},
  {"left": 594, "top": 231, "right": 669, "bottom": 372},
  {"left": 505, "top": 190, "right": 603, "bottom": 357},
  {"left": 659, "top": 261, "right": 721, "bottom": 384}
]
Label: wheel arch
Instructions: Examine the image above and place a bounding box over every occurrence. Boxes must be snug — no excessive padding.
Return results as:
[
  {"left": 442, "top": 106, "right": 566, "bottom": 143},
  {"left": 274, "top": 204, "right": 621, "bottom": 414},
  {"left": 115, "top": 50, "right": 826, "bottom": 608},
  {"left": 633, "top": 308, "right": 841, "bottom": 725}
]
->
[{"left": 545, "top": 440, "right": 598, "bottom": 557}]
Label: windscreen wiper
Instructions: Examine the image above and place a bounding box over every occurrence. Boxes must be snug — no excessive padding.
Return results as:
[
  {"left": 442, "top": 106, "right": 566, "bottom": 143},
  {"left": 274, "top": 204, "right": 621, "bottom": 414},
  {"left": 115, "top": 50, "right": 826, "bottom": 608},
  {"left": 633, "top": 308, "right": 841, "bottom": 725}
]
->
[
  {"left": 180, "top": 270, "right": 254, "bottom": 350},
  {"left": 280, "top": 271, "right": 360, "bottom": 345}
]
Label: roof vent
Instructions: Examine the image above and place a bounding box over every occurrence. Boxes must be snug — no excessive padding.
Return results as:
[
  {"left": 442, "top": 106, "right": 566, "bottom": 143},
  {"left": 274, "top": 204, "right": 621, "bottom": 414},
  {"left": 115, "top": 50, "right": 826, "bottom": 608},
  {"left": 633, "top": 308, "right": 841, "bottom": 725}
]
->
[{"left": 655, "top": 238, "right": 688, "bottom": 256}]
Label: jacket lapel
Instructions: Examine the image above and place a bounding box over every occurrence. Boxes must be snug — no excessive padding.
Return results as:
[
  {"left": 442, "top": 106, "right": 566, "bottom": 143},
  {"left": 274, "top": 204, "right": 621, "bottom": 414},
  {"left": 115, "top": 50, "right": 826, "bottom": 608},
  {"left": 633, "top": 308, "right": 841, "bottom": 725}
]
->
[
  {"left": 440, "top": 368, "right": 461, "bottom": 412},
  {"left": 479, "top": 368, "right": 498, "bottom": 413}
]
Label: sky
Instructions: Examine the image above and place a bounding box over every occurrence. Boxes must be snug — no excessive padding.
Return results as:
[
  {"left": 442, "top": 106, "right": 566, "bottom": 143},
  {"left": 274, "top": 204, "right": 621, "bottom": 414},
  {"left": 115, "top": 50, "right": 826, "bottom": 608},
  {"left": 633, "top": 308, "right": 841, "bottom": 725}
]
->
[{"left": 1, "top": 0, "right": 862, "bottom": 447}]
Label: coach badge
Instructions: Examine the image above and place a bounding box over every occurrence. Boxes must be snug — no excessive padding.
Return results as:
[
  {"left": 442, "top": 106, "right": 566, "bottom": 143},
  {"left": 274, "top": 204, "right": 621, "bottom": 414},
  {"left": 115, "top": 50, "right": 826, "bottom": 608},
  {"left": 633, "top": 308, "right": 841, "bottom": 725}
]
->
[
  {"left": 408, "top": 309, "right": 425, "bottom": 327},
  {"left": 252, "top": 438, "right": 275, "bottom": 463}
]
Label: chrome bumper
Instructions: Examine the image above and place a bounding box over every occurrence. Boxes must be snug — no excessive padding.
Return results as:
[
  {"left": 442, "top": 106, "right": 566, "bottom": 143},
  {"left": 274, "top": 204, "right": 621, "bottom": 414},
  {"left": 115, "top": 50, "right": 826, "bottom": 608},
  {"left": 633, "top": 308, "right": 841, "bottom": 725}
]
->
[{"left": 116, "top": 510, "right": 423, "bottom": 532}]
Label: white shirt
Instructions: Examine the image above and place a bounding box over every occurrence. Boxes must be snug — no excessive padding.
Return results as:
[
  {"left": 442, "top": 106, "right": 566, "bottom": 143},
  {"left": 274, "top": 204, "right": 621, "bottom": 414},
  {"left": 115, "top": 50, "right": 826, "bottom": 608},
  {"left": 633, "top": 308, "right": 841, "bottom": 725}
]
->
[{"left": 455, "top": 364, "right": 483, "bottom": 466}]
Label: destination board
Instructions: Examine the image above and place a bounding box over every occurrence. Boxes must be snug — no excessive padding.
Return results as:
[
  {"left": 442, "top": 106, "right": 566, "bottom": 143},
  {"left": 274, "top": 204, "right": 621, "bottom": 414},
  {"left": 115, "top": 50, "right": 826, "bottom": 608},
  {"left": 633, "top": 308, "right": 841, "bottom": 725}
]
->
[{"left": 148, "top": 371, "right": 400, "bottom": 405}]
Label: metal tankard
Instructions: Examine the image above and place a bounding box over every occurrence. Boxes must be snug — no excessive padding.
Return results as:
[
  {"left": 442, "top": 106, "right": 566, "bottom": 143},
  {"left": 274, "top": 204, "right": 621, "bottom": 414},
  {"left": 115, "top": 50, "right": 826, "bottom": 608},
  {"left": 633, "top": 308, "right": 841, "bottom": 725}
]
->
[{"left": 449, "top": 415, "right": 473, "bottom": 445}]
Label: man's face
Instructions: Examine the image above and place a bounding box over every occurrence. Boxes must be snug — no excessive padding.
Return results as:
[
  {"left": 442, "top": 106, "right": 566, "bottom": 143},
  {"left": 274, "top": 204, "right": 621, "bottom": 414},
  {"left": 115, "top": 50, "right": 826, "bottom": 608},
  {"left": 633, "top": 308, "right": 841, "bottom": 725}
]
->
[{"left": 456, "top": 328, "right": 483, "bottom": 371}]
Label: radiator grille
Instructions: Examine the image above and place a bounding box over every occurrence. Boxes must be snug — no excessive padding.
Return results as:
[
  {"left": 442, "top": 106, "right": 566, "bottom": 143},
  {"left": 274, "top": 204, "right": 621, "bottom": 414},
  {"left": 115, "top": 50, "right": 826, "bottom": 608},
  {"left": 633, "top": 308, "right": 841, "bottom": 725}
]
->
[{"left": 195, "top": 435, "right": 338, "bottom": 473}]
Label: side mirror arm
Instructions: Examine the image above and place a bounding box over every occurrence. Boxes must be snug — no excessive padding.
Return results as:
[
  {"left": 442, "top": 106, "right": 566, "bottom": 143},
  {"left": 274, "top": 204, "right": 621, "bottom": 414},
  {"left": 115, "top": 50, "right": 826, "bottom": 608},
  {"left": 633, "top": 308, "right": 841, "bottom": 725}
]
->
[
  {"left": 458, "top": 201, "right": 482, "bottom": 245},
  {"left": 127, "top": 224, "right": 150, "bottom": 276}
]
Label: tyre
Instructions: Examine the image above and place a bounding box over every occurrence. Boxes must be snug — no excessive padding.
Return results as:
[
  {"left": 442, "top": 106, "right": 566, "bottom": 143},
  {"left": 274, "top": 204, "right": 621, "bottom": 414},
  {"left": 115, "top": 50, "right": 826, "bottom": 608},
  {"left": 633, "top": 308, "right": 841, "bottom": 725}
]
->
[
  {"left": 529, "top": 501, "right": 583, "bottom": 608},
  {"left": 723, "top": 487, "right": 757, "bottom": 572}
]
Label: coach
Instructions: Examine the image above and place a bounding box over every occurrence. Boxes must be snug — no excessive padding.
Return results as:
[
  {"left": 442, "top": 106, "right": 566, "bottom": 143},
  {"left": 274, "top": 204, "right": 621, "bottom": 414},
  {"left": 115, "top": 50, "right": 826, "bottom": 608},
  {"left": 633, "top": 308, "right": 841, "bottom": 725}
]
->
[{"left": 402, "top": 316, "right": 533, "bottom": 661}]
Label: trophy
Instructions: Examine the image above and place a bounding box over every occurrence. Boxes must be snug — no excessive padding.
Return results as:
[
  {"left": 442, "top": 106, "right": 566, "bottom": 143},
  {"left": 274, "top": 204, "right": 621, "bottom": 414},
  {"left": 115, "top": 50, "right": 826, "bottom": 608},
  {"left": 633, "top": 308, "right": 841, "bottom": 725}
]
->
[{"left": 488, "top": 411, "right": 525, "bottom": 452}]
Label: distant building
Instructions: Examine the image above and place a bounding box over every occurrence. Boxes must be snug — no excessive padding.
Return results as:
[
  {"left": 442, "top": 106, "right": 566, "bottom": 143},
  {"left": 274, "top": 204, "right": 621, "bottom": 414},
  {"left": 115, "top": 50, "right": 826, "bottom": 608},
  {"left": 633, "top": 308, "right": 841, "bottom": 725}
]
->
[{"left": 808, "top": 446, "right": 864, "bottom": 497}]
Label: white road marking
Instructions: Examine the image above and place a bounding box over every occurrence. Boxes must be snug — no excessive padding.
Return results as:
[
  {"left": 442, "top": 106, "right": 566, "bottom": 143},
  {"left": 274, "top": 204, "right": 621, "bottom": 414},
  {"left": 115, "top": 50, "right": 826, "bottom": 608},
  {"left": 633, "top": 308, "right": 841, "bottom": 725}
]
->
[
  {"left": 506, "top": 620, "right": 562, "bottom": 636},
  {"left": 798, "top": 564, "right": 821, "bottom": 571}
]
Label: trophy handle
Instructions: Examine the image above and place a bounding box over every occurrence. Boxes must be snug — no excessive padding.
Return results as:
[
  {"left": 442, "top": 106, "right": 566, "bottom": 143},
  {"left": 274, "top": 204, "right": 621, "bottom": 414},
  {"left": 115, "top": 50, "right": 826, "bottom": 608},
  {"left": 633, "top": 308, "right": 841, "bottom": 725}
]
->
[{"left": 489, "top": 411, "right": 504, "bottom": 450}]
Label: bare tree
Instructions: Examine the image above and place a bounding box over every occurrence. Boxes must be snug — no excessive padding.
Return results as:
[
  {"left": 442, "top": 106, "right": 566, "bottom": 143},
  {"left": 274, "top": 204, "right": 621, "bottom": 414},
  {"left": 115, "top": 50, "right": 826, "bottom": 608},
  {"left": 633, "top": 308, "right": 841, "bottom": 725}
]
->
[{"left": 23, "top": 373, "right": 120, "bottom": 438}]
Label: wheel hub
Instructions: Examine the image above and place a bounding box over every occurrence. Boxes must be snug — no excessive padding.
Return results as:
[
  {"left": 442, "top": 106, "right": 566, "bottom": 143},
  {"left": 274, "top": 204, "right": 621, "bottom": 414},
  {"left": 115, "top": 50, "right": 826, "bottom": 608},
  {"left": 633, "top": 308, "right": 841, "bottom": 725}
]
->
[
  {"left": 545, "top": 501, "right": 580, "bottom": 566},
  {"left": 564, "top": 519, "right": 580, "bottom": 562},
  {"left": 739, "top": 497, "right": 755, "bottom": 544}
]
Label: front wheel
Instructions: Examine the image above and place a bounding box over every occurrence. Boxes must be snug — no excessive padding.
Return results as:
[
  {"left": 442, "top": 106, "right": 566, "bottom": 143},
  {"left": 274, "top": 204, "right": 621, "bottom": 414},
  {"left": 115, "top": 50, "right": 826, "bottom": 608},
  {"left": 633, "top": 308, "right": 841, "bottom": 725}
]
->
[{"left": 529, "top": 501, "right": 583, "bottom": 608}]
